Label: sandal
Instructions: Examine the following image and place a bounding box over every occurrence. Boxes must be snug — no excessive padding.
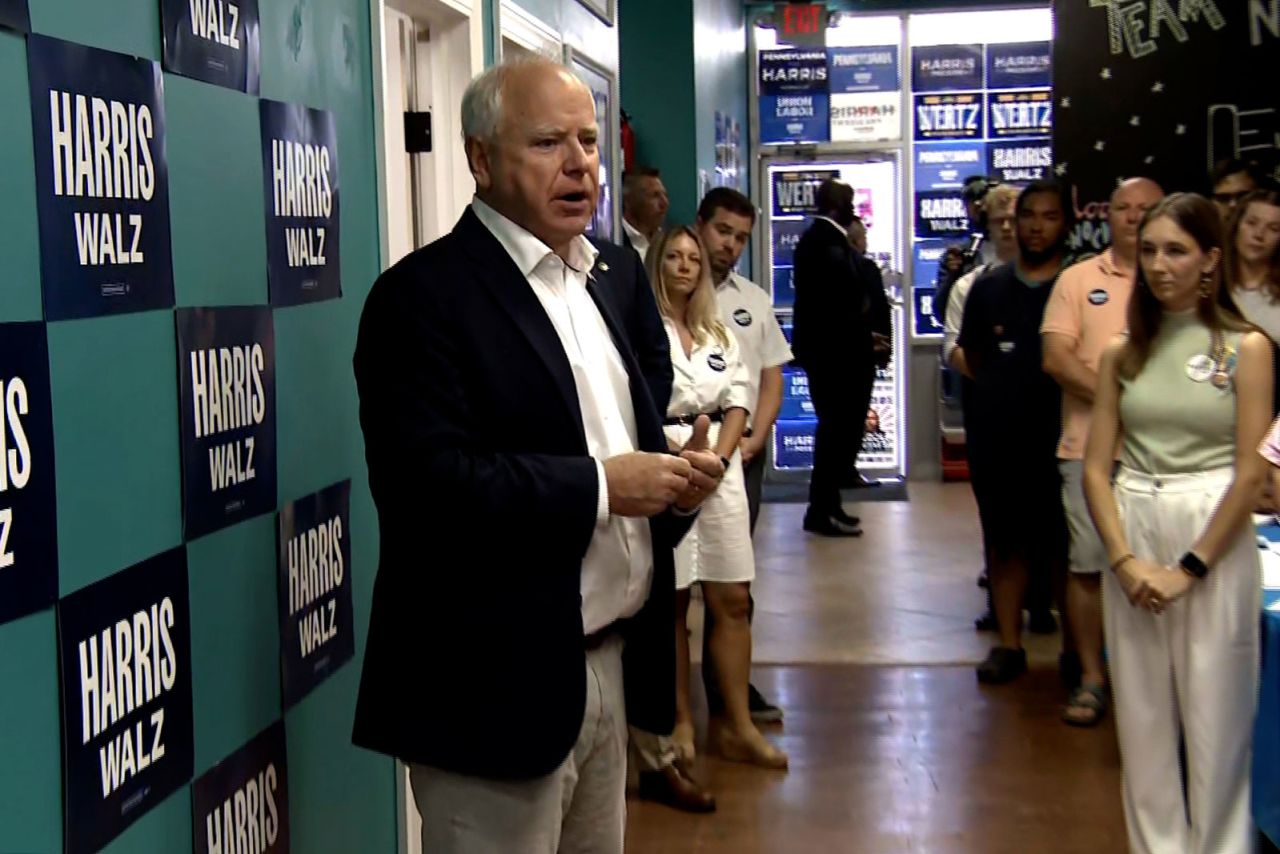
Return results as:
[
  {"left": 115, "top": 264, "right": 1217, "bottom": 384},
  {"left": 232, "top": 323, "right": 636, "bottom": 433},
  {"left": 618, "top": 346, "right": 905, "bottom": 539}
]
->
[{"left": 1062, "top": 683, "right": 1108, "bottom": 727}]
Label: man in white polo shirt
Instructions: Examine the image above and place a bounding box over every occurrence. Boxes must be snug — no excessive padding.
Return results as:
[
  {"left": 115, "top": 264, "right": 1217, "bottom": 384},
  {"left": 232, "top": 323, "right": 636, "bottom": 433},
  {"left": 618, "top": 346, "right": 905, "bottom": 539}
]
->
[
  {"left": 696, "top": 187, "right": 793, "bottom": 724},
  {"left": 1041, "top": 176, "right": 1163, "bottom": 726}
]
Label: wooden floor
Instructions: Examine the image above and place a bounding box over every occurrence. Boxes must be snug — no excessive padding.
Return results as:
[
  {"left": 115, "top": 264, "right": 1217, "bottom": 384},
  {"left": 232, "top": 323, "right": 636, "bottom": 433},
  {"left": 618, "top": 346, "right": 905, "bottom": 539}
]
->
[{"left": 625, "top": 483, "right": 1129, "bottom": 854}]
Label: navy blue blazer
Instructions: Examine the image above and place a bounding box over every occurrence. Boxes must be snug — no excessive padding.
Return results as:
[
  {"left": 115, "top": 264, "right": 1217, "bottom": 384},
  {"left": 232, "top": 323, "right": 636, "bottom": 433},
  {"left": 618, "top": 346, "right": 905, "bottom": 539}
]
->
[{"left": 352, "top": 207, "right": 685, "bottom": 780}]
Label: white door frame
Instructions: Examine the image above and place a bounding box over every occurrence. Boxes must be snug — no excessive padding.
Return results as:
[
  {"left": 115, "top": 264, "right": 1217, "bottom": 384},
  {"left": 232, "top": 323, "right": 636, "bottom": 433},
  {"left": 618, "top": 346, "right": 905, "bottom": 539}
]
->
[
  {"left": 369, "top": 0, "right": 483, "bottom": 272},
  {"left": 496, "top": 0, "right": 562, "bottom": 59}
]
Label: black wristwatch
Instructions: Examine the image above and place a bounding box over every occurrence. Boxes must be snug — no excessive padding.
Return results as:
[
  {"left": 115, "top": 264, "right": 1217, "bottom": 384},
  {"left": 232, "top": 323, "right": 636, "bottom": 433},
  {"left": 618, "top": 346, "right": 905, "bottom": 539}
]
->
[
  {"left": 1179, "top": 551, "right": 1209, "bottom": 579},
  {"left": 719, "top": 455, "right": 731, "bottom": 472}
]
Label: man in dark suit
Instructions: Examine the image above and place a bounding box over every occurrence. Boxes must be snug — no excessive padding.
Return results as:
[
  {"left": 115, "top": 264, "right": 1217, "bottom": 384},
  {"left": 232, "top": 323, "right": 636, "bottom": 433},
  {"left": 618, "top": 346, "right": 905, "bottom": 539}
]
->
[
  {"left": 847, "top": 214, "right": 893, "bottom": 475},
  {"left": 791, "top": 179, "right": 876, "bottom": 537},
  {"left": 351, "top": 57, "right": 724, "bottom": 853}
]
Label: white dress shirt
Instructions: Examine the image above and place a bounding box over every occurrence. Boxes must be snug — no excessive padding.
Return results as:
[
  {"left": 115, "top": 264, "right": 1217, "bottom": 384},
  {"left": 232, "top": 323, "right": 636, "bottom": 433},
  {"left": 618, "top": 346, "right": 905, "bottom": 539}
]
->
[
  {"left": 622, "top": 218, "right": 651, "bottom": 261},
  {"left": 714, "top": 273, "right": 793, "bottom": 429},
  {"left": 472, "top": 198, "right": 654, "bottom": 634}
]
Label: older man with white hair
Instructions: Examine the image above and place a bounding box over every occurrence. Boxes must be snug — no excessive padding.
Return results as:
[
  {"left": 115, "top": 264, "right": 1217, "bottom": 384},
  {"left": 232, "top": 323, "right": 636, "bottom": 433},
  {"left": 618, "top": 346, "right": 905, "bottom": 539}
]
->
[{"left": 351, "top": 56, "right": 724, "bottom": 853}]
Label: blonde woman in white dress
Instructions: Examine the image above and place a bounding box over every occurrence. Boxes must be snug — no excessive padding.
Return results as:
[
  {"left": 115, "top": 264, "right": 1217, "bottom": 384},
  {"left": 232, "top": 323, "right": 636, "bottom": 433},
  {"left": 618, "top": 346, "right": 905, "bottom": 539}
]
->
[{"left": 646, "top": 226, "right": 788, "bottom": 770}]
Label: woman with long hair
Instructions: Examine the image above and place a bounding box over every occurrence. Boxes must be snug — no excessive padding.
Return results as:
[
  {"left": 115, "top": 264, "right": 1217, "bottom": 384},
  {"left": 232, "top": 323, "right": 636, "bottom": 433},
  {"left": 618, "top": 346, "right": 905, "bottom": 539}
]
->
[
  {"left": 1084, "top": 193, "right": 1271, "bottom": 853},
  {"left": 646, "top": 226, "right": 788, "bottom": 770},
  {"left": 1225, "top": 188, "right": 1280, "bottom": 341}
]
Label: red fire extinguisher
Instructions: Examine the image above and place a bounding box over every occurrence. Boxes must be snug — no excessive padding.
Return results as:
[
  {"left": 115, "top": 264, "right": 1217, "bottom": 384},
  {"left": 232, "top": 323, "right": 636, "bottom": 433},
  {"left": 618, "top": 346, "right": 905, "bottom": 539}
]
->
[{"left": 620, "top": 109, "right": 636, "bottom": 172}]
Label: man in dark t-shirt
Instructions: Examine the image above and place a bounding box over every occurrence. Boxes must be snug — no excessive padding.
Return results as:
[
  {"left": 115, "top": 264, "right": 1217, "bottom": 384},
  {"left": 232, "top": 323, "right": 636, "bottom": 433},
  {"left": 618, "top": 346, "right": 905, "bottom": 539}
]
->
[{"left": 957, "top": 180, "right": 1072, "bottom": 684}]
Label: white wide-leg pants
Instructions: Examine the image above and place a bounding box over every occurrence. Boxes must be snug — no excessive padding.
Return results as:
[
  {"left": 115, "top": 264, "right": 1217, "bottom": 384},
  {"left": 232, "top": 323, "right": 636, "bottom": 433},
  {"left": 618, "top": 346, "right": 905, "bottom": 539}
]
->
[{"left": 1106, "top": 466, "right": 1261, "bottom": 854}]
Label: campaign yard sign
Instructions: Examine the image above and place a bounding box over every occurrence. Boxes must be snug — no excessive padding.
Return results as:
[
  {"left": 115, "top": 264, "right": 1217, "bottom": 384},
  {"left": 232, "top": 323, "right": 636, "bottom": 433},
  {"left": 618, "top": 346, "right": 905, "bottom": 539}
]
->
[
  {"left": 57, "top": 548, "right": 194, "bottom": 854},
  {"left": 277, "top": 481, "right": 354, "bottom": 708},
  {"left": 0, "top": 322, "right": 57, "bottom": 626},
  {"left": 27, "top": 36, "right": 175, "bottom": 321}
]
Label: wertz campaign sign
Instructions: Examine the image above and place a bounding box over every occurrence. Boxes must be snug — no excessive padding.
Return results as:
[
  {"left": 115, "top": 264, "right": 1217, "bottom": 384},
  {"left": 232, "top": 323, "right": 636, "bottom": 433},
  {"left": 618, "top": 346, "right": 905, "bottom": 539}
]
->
[
  {"left": 0, "top": 322, "right": 57, "bottom": 627},
  {"left": 27, "top": 36, "right": 175, "bottom": 321},
  {"left": 277, "top": 481, "right": 355, "bottom": 708},
  {"left": 57, "top": 548, "right": 194, "bottom": 854},
  {"left": 176, "top": 307, "right": 278, "bottom": 540}
]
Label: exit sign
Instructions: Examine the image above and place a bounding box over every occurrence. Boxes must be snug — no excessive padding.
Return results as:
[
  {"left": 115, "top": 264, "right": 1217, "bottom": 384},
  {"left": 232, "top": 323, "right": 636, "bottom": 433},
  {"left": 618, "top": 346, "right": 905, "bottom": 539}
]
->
[{"left": 779, "top": 3, "right": 827, "bottom": 47}]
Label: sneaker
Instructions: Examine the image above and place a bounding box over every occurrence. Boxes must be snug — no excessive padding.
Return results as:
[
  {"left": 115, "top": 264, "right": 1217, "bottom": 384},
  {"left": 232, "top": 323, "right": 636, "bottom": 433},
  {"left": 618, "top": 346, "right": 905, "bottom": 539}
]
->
[
  {"left": 748, "top": 684, "right": 783, "bottom": 724},
  {"left": 976, "top": 646, "right": 1027, "bottom": 684}
]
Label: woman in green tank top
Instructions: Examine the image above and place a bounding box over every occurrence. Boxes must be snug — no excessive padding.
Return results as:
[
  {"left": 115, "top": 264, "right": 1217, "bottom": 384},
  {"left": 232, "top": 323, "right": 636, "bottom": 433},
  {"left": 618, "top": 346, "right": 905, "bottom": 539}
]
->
[{"left": 1084, "top": 193, "right": 1271, "bottom": 854}]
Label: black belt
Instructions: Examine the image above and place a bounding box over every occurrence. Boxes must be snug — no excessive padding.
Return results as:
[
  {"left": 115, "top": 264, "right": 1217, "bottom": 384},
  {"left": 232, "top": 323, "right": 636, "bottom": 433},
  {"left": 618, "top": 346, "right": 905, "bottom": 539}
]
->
[
  {"left": 585, "top": 620, "right": 623, "bottom": 651},
  {"left": 663, "top": 408, "right": 724, "bottom": 427}
]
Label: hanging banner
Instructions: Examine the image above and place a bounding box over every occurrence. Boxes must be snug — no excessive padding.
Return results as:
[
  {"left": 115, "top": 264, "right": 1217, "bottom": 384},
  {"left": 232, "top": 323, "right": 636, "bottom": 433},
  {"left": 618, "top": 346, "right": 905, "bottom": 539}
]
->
[
  {"left": 987, "top": 41, "right": 1051, "bottom": 89},
  {"left": 57, "top": 548, "right": 194, "bottom": 854},
  {"left": 915, "top": 190, "right": 970, "bottom": 238},
  {"left": 259, "top": 100, "right": 341, "bottom": 305},
  {"left": 176, "top": 307, "right": 277, "bottom": 540},
  {"left": 0, "top": 0, "right": 29, "bottom": 31},
  {"left": 911, "top": 44, "right": 983, "bottom": 92},
  {"left": 988, "top": 139, "right": 1053, "bottom": 184},
  {"left": 771, "top": 169, "right": 839, "bottom": 217},
  {"left": 759, "top": 49, "right": 830, "bottom": 144},
  {"left": 912, "top": 286, "right": 946, "bottom": 337},
  {"left": 988, "top": 89, "right": 1053, "bottom": 138},
  {"left": 830, "top": 92, "right": 901, "bottom": 143},
  {"left": 277, "top": 480, "right": 354, "bottom": 708},
  {"left": 828, "top": 45, "right": 899, "bottom": 93},
  {"left": 161, "top": 0, "right": 261, "bottom": 94},
  {"left": 192, "top": 720, "right": 290, "bottom": 854},
  {"left": 26, "top": 35, "right": 175, "bottom": 321},
  {"left": 771, "top": 218, "right": 807, "bottom": 266},
  {"left": 914, "top": 141, "right": 987, "bottom": 190},
  {"left": 773, "top": 418, "right": 815, "bottom": 469},
  {"left": 913, "top": 93, "right": 983, "bottom": 141},
  {"left": 0, "top": 323, "right": 57, "bottom": 627}
]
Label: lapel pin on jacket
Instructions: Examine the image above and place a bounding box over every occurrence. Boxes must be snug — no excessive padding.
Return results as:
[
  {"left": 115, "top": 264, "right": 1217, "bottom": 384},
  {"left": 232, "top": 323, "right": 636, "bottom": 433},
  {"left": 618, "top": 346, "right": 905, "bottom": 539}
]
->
[{"left": 597, "top": 261, "right": 610, "bottom": 272}]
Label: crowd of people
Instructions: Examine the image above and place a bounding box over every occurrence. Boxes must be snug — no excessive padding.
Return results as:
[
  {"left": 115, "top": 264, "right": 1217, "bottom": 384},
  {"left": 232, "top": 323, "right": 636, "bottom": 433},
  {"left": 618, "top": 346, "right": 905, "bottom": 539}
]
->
[
  {"left": 348, "top": 52, "right": 1280, "bottom": 854},
  {"left": 935, "top": 158, "right": 1280, "bottom": 852}
]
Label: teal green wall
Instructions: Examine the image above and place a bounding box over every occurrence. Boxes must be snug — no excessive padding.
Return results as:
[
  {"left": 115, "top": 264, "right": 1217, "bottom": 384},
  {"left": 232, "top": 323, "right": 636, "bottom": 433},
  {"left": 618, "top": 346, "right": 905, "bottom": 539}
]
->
[
  {"left": 620, "top": 0, "right": 749, "bottom": 263},
  {"left": 0, "top": 0, "right": 396, "bottom": 850},
  {"left": 619, "top": 0, "right": 698, "bottom": 224}
]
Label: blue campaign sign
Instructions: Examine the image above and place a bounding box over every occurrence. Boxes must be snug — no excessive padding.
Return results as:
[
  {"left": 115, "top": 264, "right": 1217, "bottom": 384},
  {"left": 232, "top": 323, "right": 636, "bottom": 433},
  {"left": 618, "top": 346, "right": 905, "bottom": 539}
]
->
[
  {"left": 774, "top": 419, "right": 816, "bottom": 470},
  {"left": 58, "top": 548, "right": 194, "bottom": 854},
  {"left": 913, "top": 93, "right": 983, "bottom": 141},
  {"left": 988, "top": 139, "right": 1052, "bottom": 185},
  {"left": 0, "top": 0, "right": 29, "bottom": 31},
  {"left": 987, "top": 41, "right": 1051, "bottom": 90},
  {"left": 915, "top": 190, "right": 970, "bottom": 239},
  {"left": 176, "top": 307, "right": 277, "bottom": 540},
  {"left": 760, "top": 93, "right": 830, "bottom": 144},
  {"left": 913, "top": 239, "right": 949, "bottom": 287},
  {"left": 913, "top": 286, "right": 946, "bottom": 337},
  {"left": 0, "top": 323, "right": 58, "bottom": 627},
  {"left": 260, "top": 100, "right": 341, "bottom": 305},
  {"left": 192, "top": 721, "right": 289, "bottom": 854},
  {"left": 771, "top": 169, "right": 839, "bottom": 218},
  {"left": 759, "top": 49, "right": 829, "bottom": 95},
  {"left": 771, "top": 218, "right": 808, "bottom": 265},
  {"left": 987, "top": 90, "right": 1053, "bottom": 138},
  {"left": 772, "top": 266, "right": 795, "bottom": 307},
  {"left": 828, "top": 45, "right": 899, "bottom": 93},
  {"left": 27, "top": 35, "right": 175, "bottom": 321},
  {"left": 277, "top": 480, "right": 355, "bottom": 708},
  {"left": 911, "top": 44, "right": 983, "bottom": 92},
  {"left": 161, "top": 0, "right": 261, "bottom": 94},
  {"left": 914, "top": 141, "right": 987, "bottom": 190},
  {"left": 778, "top": 367, "right": 815, "bottom": 421}
]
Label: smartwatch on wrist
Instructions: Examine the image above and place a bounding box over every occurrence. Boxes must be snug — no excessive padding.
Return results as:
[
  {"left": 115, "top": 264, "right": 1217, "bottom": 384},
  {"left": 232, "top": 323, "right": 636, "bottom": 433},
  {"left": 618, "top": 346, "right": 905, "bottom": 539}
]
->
[{"left": 1178, "top": 551, "right": 1209, "bottom": 579}]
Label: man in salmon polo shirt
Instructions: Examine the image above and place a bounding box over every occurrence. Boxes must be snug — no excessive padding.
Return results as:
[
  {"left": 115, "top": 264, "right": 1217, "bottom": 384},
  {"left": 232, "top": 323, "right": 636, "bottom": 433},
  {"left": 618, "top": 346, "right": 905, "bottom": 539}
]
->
[{"left": 1041, "top": 176, "right": 1164, "bottom": 726}]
